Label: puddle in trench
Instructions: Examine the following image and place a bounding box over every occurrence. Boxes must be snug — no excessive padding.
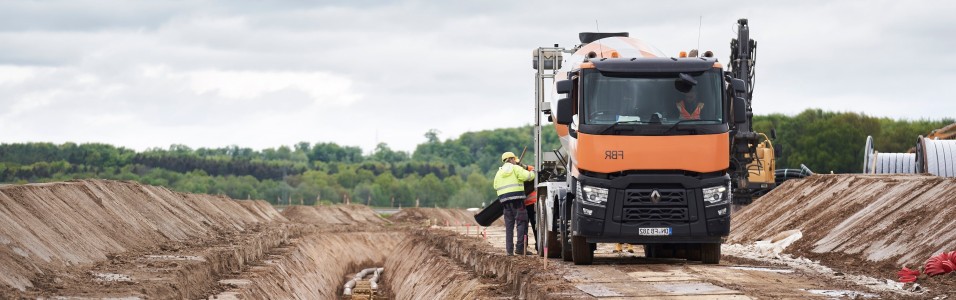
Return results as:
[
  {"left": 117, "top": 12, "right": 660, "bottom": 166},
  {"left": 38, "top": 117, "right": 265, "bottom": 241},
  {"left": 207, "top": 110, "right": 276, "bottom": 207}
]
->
[{"left": 728, "top": 266, "right": 795, "bottom": 273}]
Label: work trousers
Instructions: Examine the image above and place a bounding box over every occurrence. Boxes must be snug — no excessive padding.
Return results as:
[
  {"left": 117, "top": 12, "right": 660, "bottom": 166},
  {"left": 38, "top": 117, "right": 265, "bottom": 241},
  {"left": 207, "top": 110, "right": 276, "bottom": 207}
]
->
[
  {"left": 526, "top": 203, "right": 538, "bottom": 251},
  {"left": 502, "top": 198, "right": 528, "bottom": 255}
]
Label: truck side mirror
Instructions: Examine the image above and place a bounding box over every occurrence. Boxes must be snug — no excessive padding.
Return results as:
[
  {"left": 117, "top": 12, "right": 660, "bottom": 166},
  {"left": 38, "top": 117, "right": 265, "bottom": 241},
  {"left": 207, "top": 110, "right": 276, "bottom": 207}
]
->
[
  {"left": 730, "top": 78, "right": 747, "bottom": 93},
  {"left": 556, "top": 80, "right": 572, "bottom": 94},
  {"left": 734, "top": 97, "right": 747, "bottom": 124},
  {"left": 556, "top": 98, "right": 572, "bottom": 124}
]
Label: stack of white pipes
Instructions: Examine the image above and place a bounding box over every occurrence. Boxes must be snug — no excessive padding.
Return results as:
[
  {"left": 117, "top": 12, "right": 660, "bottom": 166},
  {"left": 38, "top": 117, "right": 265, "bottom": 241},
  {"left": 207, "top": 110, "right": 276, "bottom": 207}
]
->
[
  {"left": 862, "top": 135, "right": 956, "bottom": 177},
  {"left": 916, "top": 136, "right": 956, "bottom": 177},
  {"left": 863, "top": 136, "right": 917, "bottom": 174}
]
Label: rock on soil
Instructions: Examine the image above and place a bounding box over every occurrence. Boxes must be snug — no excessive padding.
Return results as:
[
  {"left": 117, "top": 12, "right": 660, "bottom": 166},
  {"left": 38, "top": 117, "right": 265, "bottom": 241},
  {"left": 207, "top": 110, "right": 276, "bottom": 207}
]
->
[{"left": 730, "top": 174, "right": 956, "bottom": 282}]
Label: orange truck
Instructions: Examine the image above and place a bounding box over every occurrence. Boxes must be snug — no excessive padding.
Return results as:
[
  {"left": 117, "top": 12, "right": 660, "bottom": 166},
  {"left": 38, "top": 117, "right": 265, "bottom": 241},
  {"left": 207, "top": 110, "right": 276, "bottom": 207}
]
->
[{"left": 531, "top": 19, "right": 771, "bottom": 265}]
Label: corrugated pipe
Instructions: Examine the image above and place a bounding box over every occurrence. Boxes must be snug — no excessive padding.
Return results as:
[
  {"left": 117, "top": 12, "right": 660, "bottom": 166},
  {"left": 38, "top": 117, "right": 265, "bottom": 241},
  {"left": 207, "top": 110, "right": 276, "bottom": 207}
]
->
[
  {"left": 862, "top": 136, "right": 917, "bottom": 174},
  {"left": 916, "top": 136, "right": 956, "bottom": 177},
  {"left": 863, "top": 135, "right": 956, "bottom": 177},
  {"left": 369, "top": 267, "right": 384, "bottom": 290},
  {"left": 343, "top": 267, "right": 383, "bottom": 296}
]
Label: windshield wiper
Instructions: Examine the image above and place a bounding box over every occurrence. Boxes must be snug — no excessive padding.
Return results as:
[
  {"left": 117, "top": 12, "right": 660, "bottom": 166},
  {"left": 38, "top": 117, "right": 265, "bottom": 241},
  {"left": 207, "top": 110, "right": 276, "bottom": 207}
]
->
[
  {"left": 662, "top": 119, "right": 720, "bottom": 135},
  {"left": 600, "top": 120, "right": 646, "bottom": 134}
]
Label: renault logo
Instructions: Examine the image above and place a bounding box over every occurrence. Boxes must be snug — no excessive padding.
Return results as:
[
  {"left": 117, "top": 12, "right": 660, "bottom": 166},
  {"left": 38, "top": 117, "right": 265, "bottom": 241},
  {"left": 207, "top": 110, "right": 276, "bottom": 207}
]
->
[{"left": 650, "top": 190, "right": 661, "bottom": 203}]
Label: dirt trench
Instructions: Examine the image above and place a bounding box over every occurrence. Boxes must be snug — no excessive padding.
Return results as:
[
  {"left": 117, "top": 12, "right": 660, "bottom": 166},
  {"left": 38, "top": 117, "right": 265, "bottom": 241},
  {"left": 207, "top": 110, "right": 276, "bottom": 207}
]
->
[
  {"left": 0, "top": 180, "right": 549, "bottom": 299},
  {"left": 12, "top": 177, "right": 948, "bottom": 299}
]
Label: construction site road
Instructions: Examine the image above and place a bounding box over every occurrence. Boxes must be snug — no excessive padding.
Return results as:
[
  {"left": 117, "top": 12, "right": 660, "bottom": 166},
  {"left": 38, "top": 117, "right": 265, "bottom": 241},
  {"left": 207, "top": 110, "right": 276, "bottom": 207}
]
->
[{"left": 445, "top": 225, "right": 895, "bottom": 299}]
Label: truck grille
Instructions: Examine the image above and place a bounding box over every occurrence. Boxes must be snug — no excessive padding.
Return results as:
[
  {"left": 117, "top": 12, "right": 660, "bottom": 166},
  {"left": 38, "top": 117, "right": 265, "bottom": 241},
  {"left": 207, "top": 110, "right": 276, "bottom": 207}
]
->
[
  {"left": 623, "top": 207, "right": 688, "bottom": 221},
  {"left": 624, "top": 189, "right": 686, "bottom": 205}
]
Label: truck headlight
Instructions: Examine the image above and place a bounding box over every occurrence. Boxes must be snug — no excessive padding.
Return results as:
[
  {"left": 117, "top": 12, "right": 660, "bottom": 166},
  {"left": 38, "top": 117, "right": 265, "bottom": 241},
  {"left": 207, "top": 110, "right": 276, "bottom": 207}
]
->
[
  {"left": 581, "top": 185, "right": 608, "bottom": 206},
  {"left": 702, "top": 185, "right": 728, "bottom": 206}
]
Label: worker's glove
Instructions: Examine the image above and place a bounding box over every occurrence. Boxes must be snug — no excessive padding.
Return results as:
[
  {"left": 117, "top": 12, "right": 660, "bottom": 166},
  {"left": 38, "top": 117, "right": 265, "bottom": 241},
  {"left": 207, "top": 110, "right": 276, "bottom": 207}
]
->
[{"left": 526, "top": 165, "right": 534, "bottom": 171}]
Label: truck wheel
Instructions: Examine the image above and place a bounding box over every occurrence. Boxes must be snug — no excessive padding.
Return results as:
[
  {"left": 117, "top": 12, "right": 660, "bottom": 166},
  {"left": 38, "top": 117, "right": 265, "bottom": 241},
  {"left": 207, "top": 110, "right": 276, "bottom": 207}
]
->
[
  {"left": 686, "top": 244, "right": 702, "bottom": 261},
  {"left": 701, "top": 243, "right": 721, "bottom": 264},
  {"left": 571, "top": 235, "right": 594, "bottom": 265},
  {"left": 560, "top": 201, "right": 573, "bottom": 261},
  {"left": 536, "top": 199, "right": 545, "bottom": 257},
  {"left": 673, "top": 245, "right": 687, "bottom": 259},
  {"left": 538, "top": 195, "right": 561, "bottom": 258},
  {"left": 545, "top": 229, "right": 561, "bottom": 258},
  {"left": 644, "top": 244, "right": 656, "bottom": 258},
  {"left": 656, "top": 244, "right": 675, "bottom": 259}
]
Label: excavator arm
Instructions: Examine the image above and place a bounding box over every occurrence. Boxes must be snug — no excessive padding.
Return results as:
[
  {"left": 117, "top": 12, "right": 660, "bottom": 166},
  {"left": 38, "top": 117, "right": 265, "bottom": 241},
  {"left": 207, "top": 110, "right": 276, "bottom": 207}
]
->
[{"left": 728, "top": 18, "right": 774, "bottom": 205}]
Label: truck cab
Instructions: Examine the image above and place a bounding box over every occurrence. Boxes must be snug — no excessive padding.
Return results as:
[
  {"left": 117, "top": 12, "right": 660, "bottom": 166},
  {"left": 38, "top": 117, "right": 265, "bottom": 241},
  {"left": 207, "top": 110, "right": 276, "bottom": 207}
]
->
[
  {"left": 532, "top": 31, "right": 756, "bottom": 265},
  {"left": 555, "top": 57, "right": 733, "bottom": 264}
]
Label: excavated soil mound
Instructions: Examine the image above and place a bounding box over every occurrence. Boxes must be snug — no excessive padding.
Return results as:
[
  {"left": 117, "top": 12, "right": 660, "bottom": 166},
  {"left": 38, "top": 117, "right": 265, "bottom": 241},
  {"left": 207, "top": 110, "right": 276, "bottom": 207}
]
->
[
  {"left": 0, "top": 179, "right": 283, "bottom": 293},
  {"left": 389, "top": 207, "right": 497, "bottom": 226},
  {"left": 730, "top": 174, "right": 956, "bottom": 278},
  {"left": 281, "top": 204, "right": 387, "bottom": 226}
]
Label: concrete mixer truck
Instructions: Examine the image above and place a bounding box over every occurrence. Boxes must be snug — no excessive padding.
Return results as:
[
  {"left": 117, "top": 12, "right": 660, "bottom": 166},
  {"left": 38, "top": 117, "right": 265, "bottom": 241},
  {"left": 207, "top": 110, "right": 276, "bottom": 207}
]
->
[{"left": 530, "top": 19, "right": 773, "bottom": 265}]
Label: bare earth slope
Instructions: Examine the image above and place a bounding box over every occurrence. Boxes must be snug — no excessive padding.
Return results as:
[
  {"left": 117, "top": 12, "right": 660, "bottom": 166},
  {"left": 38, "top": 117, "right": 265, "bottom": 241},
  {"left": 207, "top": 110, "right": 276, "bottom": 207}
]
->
[
  {"left": 281, "top": 204, "right": 387, "bottom": 226},
  {"left": 730, "top": 174, "right": 956, "bottom": 277},
  {"left": 0, "top": 179, "right": 283, "bottom": 292}
]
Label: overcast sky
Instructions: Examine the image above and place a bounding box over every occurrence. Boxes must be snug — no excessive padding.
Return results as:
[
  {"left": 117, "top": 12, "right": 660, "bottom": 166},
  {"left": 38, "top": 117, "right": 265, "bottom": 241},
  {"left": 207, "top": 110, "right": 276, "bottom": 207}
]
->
[{"left": 1, "top": 0, "right": 954, "bottom": 153}]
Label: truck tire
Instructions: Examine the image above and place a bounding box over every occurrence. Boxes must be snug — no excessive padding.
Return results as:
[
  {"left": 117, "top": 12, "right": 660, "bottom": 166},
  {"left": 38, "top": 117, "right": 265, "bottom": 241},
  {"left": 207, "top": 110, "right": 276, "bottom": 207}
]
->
[
  {"left": 686, "top": 244, "right": 702, "bottom": 261},
  {"left": 644, "top": 244, "right": 656, "bottom": 258},
  {"left": 701, "top": 243, "right": 721, "bottom": 264},
  {"left": 544, "top": 230, "right": 561, "bottom": 258},
  {"left": 673, "top": 245, "right": 687, "bottom": 259},
  {"left": 538, "top": 195, "right": 561, "bottom": 258},
  {"left": 655, "top": 244, "right": 675, "bottom": 259},
  {"left": 571, "top": 235, "right": 594, "bottom": 265},
  {"left": 560, "top": 200, "right": 573, "bottom": 261}
]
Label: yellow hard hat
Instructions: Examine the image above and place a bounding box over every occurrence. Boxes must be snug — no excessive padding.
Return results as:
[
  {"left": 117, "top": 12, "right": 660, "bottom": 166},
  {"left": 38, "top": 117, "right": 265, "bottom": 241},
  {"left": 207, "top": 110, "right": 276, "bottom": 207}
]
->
[{"left": 501, "top": 152, "right": 517, "bottom": 162}]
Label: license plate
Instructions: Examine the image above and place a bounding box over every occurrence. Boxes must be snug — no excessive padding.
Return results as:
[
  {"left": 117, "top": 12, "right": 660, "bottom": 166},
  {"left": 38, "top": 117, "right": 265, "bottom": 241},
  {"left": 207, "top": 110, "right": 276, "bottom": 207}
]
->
[{"left": 639, "top": 227, "right": 672, "bottom": 236}]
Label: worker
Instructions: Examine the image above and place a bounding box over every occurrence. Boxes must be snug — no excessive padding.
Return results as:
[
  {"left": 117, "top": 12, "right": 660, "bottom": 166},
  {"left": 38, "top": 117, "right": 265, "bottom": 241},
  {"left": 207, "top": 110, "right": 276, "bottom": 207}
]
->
[
  {"left": 494, "top": 152, "right": 536, "bottom": 256},
  {"left": 676, "top": 89, "right": 704, "bottom": 120}
]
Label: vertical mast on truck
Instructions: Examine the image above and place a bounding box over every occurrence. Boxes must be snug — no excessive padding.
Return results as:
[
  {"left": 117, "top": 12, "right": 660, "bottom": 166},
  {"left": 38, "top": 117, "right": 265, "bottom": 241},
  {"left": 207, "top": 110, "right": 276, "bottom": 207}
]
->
[{"left": 533, "top": 45, "right": 565, "bottom": 186}]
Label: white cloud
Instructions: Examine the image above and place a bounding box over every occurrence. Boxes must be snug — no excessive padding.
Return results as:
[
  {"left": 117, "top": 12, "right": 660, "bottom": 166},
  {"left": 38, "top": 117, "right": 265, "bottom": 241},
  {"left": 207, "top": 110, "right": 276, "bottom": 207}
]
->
[
  {"left": 0, "top": 0, "right": 954, "bottom": 153},
  {"left": 158, "top": 68, "right": 360, "bottom": 105},
  {"left": 0, "top": 66, "right": 40, "bottom": 85}
]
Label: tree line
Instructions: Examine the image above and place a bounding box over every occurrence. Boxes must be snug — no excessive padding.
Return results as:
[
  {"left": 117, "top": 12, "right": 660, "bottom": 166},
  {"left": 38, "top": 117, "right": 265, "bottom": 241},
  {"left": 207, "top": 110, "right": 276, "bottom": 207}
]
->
[
  {"left": 1, "top": 126, "right": 559, "bottom": 208},
  {"left": 753, "top": 109, "right": 952, "bottom": 173},
  {"left": 1, "top": 109, "right": 951, "bottom": 207}
]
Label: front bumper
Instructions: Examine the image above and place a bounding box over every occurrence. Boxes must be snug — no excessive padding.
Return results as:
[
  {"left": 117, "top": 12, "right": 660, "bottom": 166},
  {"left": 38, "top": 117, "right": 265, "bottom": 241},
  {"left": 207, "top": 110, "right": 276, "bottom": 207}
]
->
[{"left": 571, "top": 173, "right": 731, "bottom": 244}]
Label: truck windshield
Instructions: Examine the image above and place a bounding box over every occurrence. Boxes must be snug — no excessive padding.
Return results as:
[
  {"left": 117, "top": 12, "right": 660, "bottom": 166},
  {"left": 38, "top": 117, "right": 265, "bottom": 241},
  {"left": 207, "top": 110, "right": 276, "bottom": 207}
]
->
[{"left": 581, "top": 70, "right": 723, "bottom": 125}]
